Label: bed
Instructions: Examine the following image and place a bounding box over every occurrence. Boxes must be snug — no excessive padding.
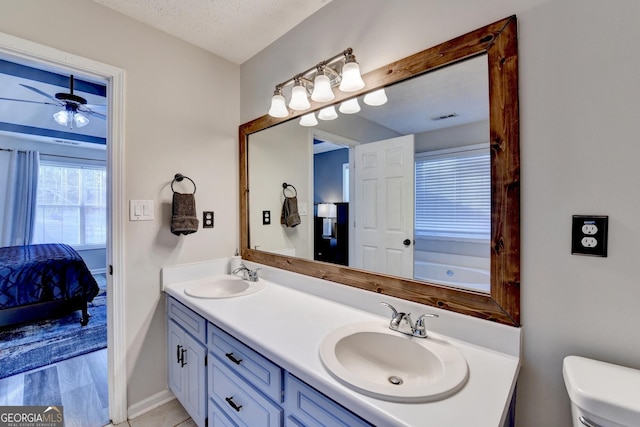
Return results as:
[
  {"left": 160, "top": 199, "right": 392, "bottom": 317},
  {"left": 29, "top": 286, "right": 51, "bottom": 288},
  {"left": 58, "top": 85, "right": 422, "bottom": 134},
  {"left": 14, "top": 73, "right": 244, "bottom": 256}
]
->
[{"left": 0, "top": 243, "right": 100, "bottom": 328}]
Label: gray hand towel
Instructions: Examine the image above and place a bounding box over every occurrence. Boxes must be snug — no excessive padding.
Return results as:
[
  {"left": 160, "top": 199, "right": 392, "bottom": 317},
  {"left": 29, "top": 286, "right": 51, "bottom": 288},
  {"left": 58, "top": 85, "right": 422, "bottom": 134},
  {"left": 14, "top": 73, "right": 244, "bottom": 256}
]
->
[
  {"left": 281, "top": 196, "right": 301, "bottom": 228},
  {"left": 171, "top": 192, "right": 199, "bottom": 235}
]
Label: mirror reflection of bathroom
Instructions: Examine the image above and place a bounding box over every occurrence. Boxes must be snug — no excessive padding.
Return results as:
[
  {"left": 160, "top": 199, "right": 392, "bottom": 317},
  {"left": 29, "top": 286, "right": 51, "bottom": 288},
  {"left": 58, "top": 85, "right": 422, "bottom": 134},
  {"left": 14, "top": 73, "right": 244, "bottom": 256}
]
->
[
  {"left": 252, "top": 55, "right": 492, "bottom": 293},
  {"left": 312, "top": 119, "right": 491, "bottom": 293}
]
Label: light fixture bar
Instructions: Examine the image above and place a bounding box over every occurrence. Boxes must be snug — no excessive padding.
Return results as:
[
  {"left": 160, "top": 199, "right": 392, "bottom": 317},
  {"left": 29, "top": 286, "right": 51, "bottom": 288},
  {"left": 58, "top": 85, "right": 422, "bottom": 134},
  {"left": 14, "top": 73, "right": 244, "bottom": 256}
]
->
[
  {"left": 267, "top": 47, "right": 369, "bottom": 119},
  {"left": 272, "top": 48, "right": 355, "bottom": 91}
]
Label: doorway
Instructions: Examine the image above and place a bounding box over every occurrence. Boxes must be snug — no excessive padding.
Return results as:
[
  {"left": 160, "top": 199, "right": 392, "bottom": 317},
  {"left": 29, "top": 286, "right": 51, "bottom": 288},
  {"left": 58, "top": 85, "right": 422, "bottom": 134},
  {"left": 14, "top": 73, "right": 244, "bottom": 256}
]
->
[{"left": 0, "top": 32, "right": 126, "bottom": 424}]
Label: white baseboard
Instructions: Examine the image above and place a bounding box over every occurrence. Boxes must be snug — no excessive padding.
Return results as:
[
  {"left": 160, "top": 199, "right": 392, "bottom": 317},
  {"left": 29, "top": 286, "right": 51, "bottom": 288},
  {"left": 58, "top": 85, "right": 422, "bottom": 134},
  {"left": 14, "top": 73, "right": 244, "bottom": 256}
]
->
[
  {"left": 90, "top": 268, "right": 107, "bottom": 275},
  {"left": 127, "top": 388, "right": 176, "bottom": 420}
]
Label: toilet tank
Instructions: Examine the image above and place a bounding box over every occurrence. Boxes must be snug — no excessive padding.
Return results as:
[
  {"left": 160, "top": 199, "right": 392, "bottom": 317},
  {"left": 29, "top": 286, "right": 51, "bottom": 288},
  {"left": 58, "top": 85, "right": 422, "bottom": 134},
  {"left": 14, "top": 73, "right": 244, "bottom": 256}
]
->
[{"left": 563, "top": 355, "right": 640, "bottom": 427}]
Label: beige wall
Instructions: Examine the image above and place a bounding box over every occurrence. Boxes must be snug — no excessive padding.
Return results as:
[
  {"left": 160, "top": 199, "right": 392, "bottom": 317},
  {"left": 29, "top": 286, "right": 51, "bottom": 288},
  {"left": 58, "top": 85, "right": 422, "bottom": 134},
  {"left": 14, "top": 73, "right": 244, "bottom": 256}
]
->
[
  {"left": 0, "top": 0, "right": 239, "bottom": 407},
  {"left": 241, "top": 1, "right": 640, "bottom": 426}
]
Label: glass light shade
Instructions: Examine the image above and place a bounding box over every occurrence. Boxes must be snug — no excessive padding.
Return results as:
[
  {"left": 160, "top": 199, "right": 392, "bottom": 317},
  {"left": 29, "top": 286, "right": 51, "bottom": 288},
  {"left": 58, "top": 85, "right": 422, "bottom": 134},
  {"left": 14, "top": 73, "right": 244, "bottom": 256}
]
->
[
  {"left": 289, "top": 84, "right": 310, "bottom": 110},
  {"left": 73, "top": 113, "right": 89, "bottom": 128},
  {"left": 53, "top": 110, "right": 69, "bottom": 126},
  {"left": 363, "top": 88, "right": 388, "bottom": 106},
  {"left": 339, "top": 98, "right": 361, "bottom": 114},
  {"left": 311, "top": 74, "right": 335, "bottom": 102},
  {"left": 299, "top": 112, "right": 318, "bottom": 127},
  {"left": 339, "top": 62, "right": 365, "bottom": 92},
  {"left": 317, "top": 106, "right": 338, "bottom": 121},
  {"left": 268, "top": 94, "right": 288, "bottom": 117}
]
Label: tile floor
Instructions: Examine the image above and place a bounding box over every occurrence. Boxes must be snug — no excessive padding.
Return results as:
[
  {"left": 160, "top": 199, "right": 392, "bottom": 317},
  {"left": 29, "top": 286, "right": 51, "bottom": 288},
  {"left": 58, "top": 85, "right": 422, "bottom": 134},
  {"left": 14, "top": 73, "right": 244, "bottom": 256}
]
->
[{"left": 111, "top": 399, "right": 195, "bottom": 427}]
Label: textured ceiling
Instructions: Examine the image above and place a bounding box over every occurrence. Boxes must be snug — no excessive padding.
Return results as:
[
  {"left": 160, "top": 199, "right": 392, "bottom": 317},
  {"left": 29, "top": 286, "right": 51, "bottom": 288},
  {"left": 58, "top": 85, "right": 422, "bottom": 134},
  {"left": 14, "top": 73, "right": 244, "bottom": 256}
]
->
[{"left": 92, "top": 0, "right": 332, "bottom": 64}]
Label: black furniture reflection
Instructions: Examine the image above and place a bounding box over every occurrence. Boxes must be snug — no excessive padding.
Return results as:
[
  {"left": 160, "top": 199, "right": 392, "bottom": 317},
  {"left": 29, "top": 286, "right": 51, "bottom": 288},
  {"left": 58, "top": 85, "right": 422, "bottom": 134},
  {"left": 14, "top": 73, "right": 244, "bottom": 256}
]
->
[{"left": 314, "top": 202, "right": 348, "bottom": 266}]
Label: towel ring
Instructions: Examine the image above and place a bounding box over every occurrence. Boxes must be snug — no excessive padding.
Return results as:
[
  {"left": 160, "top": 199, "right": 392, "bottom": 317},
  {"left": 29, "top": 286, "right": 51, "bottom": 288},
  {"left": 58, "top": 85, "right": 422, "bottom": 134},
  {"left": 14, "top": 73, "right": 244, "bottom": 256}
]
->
[
  {"left": 282, "top": 182, "right": 297, "bottom": 197},
  {"left": 172, "top": 173, "right": 197, "bottom": 194}
]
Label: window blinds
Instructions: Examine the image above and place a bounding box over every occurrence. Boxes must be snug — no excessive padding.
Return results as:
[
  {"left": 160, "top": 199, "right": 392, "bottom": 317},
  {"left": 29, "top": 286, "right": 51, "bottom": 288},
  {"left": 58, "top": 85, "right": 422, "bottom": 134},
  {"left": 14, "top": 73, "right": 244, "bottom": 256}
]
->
[{"left": 414, "top": 146, "right": 490, "bottom": 239}]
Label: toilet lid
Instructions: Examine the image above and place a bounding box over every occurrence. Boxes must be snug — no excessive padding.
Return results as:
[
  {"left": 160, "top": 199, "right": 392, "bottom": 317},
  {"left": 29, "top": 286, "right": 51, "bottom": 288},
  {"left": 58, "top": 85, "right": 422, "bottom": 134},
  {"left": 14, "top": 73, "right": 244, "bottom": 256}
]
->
[{"left": 563, "top": 355, "right": 640, "bottom": 425}]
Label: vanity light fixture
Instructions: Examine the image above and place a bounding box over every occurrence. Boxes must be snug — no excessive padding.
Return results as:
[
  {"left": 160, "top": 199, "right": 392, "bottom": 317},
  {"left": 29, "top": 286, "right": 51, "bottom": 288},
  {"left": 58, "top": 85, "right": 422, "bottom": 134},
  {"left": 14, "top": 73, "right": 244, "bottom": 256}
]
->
[
  {"left": 339, "top": 98, "right": 361, "bottom": 114},
  {"left": 318, "top": 106, "right": 338, "bottom": 121},
  {"left": 299, "top": 112, "right": 318, "bottom": 127},
  {"left": 289, "top": 77, "right": 311, "bottom": 110},
  {"left": 268, "top": 48, "right": 365, "bottom": 118},
  {"left": 363, "top": 88, "right": 388, "bottom": 106},
  {"left": 268, "top": 87, "right": 289, "bottom": 118}
]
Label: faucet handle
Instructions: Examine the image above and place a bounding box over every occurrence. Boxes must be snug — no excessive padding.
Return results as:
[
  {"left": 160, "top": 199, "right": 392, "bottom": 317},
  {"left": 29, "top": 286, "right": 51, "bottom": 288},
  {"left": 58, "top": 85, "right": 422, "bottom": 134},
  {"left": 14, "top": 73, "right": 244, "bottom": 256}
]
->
[
  {"left": 380, "top": 302, "right": 406, "bottom": 329},
  {"left": 380, "top": 302, "right": 399, "bottom": 318},
  {"left": 413, "top": 313, "right": 439, "bottom": 338},
  {"left": 247, "top": 268, "right": 261, "bottom": 282}
]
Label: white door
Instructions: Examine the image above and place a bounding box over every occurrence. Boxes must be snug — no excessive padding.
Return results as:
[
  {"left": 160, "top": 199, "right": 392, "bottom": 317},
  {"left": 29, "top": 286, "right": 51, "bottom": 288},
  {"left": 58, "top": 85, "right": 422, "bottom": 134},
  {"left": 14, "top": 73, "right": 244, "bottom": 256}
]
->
[{"left": 354, "top": 135, "right": 414, "bottom": 278}]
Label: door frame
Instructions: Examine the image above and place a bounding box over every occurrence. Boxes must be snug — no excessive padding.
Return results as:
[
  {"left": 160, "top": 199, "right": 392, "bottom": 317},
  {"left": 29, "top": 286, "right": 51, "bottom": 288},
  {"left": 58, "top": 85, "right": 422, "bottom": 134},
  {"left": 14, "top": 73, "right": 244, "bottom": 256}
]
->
[{"left": 0, "top": 32, "right": 127, "bottom": 424}]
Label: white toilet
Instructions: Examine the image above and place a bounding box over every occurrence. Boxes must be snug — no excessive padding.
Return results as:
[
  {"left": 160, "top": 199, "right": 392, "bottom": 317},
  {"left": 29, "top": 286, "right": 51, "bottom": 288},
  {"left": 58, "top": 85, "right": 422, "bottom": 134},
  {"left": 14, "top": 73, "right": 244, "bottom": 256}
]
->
[{"left": 563, "top": 355, "right": 640, "bottom": 427}]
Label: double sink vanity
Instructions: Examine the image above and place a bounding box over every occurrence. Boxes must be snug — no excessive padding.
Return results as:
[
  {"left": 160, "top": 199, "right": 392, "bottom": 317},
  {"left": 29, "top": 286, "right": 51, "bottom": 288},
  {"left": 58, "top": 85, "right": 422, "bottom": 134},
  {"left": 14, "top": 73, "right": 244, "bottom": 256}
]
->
[
  {"left": 164, "top": 16, "right": 522, "bottom": 427},
  {"left": 162, "top": 259, "right": 520, "bottom": 427}
]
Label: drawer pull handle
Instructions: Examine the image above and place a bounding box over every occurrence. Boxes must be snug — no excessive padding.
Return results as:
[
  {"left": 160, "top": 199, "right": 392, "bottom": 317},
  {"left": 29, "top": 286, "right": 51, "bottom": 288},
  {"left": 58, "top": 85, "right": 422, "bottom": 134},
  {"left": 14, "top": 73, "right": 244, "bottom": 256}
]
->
[
  {"left": 225, "top": 352, "right": 243, "bottom": 365},
  {"left": 180, "top": 348, "right": 187, "bottom": 367},
  {"left": 225, "top": 396, "right": 243, "bottom": 412},
  {"left": 176, "top": 345, "right": 183, "bottom": 364}
]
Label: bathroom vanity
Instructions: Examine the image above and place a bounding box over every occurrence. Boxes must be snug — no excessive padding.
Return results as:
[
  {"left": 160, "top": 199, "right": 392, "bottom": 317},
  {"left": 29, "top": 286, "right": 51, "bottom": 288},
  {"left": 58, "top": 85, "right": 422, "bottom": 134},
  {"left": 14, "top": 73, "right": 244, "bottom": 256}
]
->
[{"left": 163, "top": 259, "right": 520, "bottom": 427}]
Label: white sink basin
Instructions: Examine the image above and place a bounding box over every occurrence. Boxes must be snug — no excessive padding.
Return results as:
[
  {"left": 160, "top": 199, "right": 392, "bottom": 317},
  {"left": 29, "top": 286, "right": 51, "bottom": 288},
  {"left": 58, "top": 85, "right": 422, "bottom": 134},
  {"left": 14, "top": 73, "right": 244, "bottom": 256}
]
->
[
  {"left": 183, "top": 275, "right": 264, "bottom": 299},
  {"left": 319, "top": 321, "right": 468, "bottom": 402}
]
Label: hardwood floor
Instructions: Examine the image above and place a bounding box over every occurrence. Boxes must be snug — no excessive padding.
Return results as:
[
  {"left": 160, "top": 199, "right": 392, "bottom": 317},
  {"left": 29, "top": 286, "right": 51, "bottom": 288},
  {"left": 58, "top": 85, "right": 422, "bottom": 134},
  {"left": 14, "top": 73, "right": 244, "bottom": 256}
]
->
[{"left": 0, "top": 348, "right": 109, "bottom": 427}]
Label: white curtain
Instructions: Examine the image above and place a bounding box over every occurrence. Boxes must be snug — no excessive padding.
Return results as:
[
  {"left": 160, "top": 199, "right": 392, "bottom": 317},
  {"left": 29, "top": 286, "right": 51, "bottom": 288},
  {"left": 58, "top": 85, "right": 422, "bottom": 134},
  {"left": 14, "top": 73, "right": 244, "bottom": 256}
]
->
[{"left": 1, "top": 150, "right": 40, "bottom": 246}]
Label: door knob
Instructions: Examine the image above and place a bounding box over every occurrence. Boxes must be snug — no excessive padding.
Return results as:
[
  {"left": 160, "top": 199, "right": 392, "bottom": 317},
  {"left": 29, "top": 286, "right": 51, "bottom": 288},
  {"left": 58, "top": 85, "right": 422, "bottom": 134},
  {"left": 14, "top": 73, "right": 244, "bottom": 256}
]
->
[{"left": 403, "top": 239, "right": 412, "bottom": 246}]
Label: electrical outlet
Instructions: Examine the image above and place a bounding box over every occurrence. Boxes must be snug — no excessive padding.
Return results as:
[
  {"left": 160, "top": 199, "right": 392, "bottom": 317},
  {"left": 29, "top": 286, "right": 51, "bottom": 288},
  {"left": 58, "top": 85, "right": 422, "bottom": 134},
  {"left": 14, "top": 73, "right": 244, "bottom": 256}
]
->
[
  {"left": 581, "top": 224, "right": 598, "bottom": 235},
  {"left": 572, "top": 215, "right": 608, "bottom": 257},
  {"left": 203, "top": 211, "right": 214, "bottom": 228},
  {"left": 262, "top": 210, "right": 271, "bottom": 225}
]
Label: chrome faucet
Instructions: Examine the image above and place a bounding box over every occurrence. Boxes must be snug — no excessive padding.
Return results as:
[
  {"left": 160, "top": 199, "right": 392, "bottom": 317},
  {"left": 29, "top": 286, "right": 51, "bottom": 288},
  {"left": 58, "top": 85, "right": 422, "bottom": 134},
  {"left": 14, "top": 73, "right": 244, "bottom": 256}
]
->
[
  {"left": 380, "top": 302, "right": 438, "bottom": 338},
  {"left": 232, "top": 264, "right": 260, "bottom": 282}
]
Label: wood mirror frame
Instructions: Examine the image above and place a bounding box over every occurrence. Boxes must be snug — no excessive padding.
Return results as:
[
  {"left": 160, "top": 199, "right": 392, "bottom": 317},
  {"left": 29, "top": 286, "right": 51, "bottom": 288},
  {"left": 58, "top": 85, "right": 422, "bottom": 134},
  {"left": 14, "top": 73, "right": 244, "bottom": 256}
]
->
[{"left": 239, "top": 16, "right": 519, "bottom": 326}]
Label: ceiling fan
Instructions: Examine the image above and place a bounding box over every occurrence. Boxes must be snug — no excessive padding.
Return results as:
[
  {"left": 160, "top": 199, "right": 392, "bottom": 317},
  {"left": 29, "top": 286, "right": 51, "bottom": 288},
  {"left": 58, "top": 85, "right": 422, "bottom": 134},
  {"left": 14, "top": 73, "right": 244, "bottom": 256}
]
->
[{"left": 0, "top": 75, "right": 106, "bottom": 129}]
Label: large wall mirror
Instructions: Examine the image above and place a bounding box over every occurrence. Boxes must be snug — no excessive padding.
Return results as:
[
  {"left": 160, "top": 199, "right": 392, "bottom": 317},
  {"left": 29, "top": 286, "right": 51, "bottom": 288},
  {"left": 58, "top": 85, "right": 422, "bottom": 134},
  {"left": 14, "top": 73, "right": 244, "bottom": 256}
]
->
[{"left": 240, "top": 16, "right": 519, "bottom": 325}]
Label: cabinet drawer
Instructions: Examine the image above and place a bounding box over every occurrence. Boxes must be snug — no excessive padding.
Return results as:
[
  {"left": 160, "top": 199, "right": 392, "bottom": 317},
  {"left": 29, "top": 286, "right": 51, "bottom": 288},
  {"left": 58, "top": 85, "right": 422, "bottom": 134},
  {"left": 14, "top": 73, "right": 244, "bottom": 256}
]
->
[
  {"left": 167, "top": 297, "right": 206, "bottom": 343},
  {"left": 209, "top": 397, "right": 238, "bottom": 427},
  {"left": 209, "top": 360, "right": 282, "bottom": 427},
  {"left": 209, "top": 323, "right": 282, "bottom": 402},
  {"left": 284, "top": 374, "right": 373, "bottom": 427}
]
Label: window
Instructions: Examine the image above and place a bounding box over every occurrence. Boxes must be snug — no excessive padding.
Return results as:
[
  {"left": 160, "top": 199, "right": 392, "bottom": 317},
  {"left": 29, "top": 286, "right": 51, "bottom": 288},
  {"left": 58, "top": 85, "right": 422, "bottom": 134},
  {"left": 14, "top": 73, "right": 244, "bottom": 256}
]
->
[
  {"left": 415, "top": 144, "right": 490, "bottom": 240},
  {"left": 32, "top": 161, "right": 107, "bottom": 247}
]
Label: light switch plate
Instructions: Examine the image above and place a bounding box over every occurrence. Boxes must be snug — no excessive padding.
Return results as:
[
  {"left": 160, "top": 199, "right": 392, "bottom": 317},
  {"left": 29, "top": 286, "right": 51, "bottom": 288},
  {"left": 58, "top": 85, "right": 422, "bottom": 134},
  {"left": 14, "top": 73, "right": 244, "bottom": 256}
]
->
[{"left": 129, "top": 200, "right": 154, "bottom": 221}]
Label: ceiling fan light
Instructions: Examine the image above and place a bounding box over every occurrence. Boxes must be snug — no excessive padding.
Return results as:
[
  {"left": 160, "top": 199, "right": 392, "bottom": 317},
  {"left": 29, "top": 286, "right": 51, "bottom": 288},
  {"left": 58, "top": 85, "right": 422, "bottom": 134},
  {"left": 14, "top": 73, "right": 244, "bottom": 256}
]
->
[
  {"left": 339, "top": 98, "right": 361, "bottom": 114},
  {"left": 339, "top": 61, "right": 365, "bottom": 92},
  {"left": 268, "top": 93, "right": 288, "bottom": 118},
  {"left": 289, "top": 84, "right": 310, "bottom": 111},
  {"left": 318, "top": 106, "right": 338, "bottom": 121},
  {"left": 363, "top": 88, "right": 388, "bottom": 106},
  {"left": 299, "top": 112, "right": 318, "bottom": 127},
  {"left": 74, "top": 112, "right": 90, "bottom": 128},
  {"left": 311, "top": 74, "right": 334, "bottom": 102},
  {"left": 53, "top": 110, "right": 70, "bottom": 126}
]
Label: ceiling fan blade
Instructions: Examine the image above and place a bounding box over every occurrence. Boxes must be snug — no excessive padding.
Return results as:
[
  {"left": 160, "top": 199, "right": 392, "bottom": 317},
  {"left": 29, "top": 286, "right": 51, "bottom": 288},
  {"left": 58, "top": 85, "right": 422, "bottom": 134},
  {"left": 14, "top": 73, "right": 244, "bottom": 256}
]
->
[
  {"left": 19, "top": 83, "right": 63, "bottom": 105},
  {"left": 0, "top": 96, "right": 59, "bottom": 106},
  {"left": 88, "top": 111, "right": 107, "bottom": 120},
  {"left": 77, "top": 105, "right": 106, "bottom": 119},
  {"left": 84, "top": 103, "right": 107, "bottom": 112}
]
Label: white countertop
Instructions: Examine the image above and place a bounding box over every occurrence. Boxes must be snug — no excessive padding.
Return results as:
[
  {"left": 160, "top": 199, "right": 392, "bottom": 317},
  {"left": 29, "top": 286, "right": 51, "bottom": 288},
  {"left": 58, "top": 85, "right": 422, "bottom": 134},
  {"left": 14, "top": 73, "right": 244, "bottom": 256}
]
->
[{"left": 163, "top": 260, "right": 520, "bottom": 427}]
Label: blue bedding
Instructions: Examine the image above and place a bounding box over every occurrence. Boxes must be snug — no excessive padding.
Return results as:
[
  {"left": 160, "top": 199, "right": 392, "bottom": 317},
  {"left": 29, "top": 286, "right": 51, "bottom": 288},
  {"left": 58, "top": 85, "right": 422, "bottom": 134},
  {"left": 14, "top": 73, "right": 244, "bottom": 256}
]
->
[{"left": 0, "top": 244, "right": 99, "bottom": 310}]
